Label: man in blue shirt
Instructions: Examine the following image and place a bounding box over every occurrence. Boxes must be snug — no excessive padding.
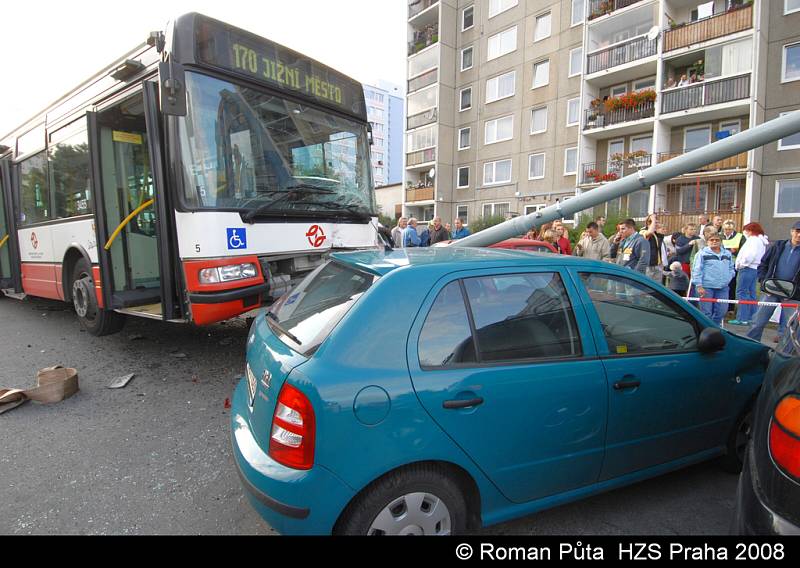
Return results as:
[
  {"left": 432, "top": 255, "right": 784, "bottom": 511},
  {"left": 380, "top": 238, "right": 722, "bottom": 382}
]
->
[
  {"left": 747, "top": 221, "right": 800, "bottom": 342},
  {"left": 451, "top": 218, "right": 471, "bottom": 240},
  {"left": 402, "top": 218, "right": 421, "bottom": 248}
]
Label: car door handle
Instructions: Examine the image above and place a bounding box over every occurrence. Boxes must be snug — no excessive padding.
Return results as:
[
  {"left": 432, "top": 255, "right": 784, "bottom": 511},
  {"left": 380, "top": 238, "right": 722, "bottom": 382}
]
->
[
  {"left": 443, "top": 397, "right": 484, "bottom": 409},
  {"left": 613, "top": 380, "right": 641, "bottom": 391}
]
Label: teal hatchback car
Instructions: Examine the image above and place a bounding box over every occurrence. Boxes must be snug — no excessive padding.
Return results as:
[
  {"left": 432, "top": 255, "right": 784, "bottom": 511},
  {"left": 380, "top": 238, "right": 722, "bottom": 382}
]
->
[{"left": 231, "top": 248, "right": 769, "bottom": 535}]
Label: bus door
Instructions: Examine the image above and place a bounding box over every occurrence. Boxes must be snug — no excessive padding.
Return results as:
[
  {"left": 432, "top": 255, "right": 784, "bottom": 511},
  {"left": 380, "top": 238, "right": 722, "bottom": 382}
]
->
[
  {"left": 0, "top": 157, "right": 21, "bottom": 293},
  {"left": 88, "top": 88, "right": 175, "bottom": 319}
]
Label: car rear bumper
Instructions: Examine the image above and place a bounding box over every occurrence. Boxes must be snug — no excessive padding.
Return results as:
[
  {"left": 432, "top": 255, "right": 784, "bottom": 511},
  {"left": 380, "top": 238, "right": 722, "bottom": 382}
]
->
[
  {"left": 732, "top": 447, "right": 800, "bottom": 536},
  {"left": 230, "top": 378, "right": 355, "bottom": 535}
]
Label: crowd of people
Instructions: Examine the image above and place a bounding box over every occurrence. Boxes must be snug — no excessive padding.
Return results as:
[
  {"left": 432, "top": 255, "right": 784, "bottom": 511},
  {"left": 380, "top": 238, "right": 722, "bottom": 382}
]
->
[{"left": 389, "top": 212, "right": 800, "bottom": 343}]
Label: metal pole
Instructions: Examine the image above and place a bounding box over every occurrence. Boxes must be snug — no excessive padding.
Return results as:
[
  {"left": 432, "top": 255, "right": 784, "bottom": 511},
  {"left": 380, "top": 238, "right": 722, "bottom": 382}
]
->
[{"left": 455, "top": 111, "right": 800, "bottom": 248}]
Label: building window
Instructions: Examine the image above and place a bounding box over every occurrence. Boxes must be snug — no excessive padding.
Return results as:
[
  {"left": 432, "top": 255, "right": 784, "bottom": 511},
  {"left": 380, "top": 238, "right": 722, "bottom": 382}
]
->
[
  {"left": 407, "top": 85, "right": 437, "bottom": 115},
  {"left": 461, "top": 47, "right": 474, "bottom": 71},
  {"left": 783, "top": 43, "right": 800, "bottom": 82},
  {"left": 484, "top": 159, "right": 512, "bottom": 185},
  {"left": 786, "top": 0, "right": 800, "bottom": 15},
  {"left": 571, "top": 0, "right": 585, "bottom": 26},
  {"left": 525, "top": 204, "right": 546, "bottom": 215},
  {"left": 534, "top": 13, "right": 551, "bottom": 42},
  {"left": 778, "top": 112, "right": 800, "bottom": 150},
  {"left": 482, "top": 202, "right": 510, "bottom": 218},
  {"left": 684, "top": 126, "right": 711, "bottom": 152},
  {"left": 569, "top": 47, "right": 582, "bottom": 77},
  {"left": 457, "top": 205, "right": 469, "bottom": 224},
  {"left": 486, "top": 71, "right": 516, "bottom": 103},
  {"left": 457, "top": 166, "right": 470, "bottom": 188},
  {"left": 485, "top": 115, "right": 514, "bottom": 145},
  {"left": 776, "top": 179, "right": 800, "bottom": 216},
  {"left": 528, "top": 153, "right": 545, "bottom": 180},
  {"left": 681, "top": 185, "right": 708, "bottom": 212},
  {"left": 407, "top": 125, "right": 437, "bottom": 152},
  {"left": 718, "top": 120, "right": 741, "bottom": 138},
  {"left": 633, "top": 77, "right": 656, "bottom": 92},
  {"left": 530, "top": 107, "right": 548, "bottom": 134},
  {"left": 458, "top": 127, "right": 471, "bottom": 150},
  {"left": 460, "top": 87, "right": 473, "bottom": 111},
  {"left": 564, "top": 147, "right": 578, "bottom": 176},
  {"left": 489, "top": 0, "right": 518, "bottom": 18},
  {"left": 532, "top": 60, "right": 550, "bottom": 88},
  {"left": 566, "top": 98, "right": 580, "bottom": 126},
  {"left": 462, "top": 6, "right": 474, "bottom": 31},
  {"left": 487, "top": 27, "right": 517, "bottom": 61}
]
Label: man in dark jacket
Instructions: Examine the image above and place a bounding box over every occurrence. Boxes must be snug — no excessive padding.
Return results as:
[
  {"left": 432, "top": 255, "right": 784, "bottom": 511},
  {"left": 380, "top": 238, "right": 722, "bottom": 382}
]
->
[
  {"left": 428, "top": 216, "right": 450, "bottom": 245},
  {"left": 747, "top": 222, "right": 800, "bottom": 342},
  {"left": 610, "top": 219, "right": 650, "bottom": 274}
]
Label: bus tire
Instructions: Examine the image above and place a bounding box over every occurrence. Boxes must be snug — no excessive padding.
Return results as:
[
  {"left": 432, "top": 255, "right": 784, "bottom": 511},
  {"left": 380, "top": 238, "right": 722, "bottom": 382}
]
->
[{"left": 71, "top": 258, "right": 125, "bottom": 336}]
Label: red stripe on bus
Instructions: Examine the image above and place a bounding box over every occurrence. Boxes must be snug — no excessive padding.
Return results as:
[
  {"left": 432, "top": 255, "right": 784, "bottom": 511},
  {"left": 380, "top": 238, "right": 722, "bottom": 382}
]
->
[
  {"left": 92, "top": 266, "right": 104, "bottom": 309},
  {"left": 21, "top": 263, "right": 61, "bottom": 301},
  {"left": 191, "top": 300, "right": 256, "bottom": 326}
]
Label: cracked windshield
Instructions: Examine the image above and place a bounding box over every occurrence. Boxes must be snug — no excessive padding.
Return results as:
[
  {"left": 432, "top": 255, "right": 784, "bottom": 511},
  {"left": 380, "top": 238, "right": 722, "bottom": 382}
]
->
[{"left": 178, "top": 72, "right": 375, "bottom": 218}]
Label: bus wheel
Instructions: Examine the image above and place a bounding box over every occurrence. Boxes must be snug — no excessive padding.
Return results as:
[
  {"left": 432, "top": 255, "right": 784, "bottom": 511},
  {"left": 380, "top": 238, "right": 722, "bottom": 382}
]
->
[{"left": 71, "top": 259, "right": 125, "bottom": 336}]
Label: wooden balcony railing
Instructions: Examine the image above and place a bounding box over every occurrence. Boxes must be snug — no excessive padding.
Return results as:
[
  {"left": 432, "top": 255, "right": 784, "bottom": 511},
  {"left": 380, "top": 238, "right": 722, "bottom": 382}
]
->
[
  {"left": 406, "top": 148, "right": 436, "bottom": 167},
  {"left": 664, "top": 4, "right": 753, "bottom": 52},
  {"left": 587, "top": 0, "right": 645, "bottom": 21},
  {"left": 658, "top": 151, "right": 749, "bottom": 173},
  {"left": 661, "top": 73, "right": 750, "bottom": 114},
  {"left": 586, "top": 35, "right": 657, "bottom": 74},
  {"left": 405, "top": 187, "right": 435, "bottom": 202},
  {"left": 657, "top": 210, "right": 744, "bottom": 235}
]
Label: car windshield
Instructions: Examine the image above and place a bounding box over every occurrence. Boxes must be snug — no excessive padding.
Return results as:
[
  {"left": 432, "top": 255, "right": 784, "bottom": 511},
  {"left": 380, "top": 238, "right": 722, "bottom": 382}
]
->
[
  {"left": 178, "top": 72, "right": 375, "bottom": 218},
  {"left": 267, "top": 261, "right": 376, "bottom": 355}
]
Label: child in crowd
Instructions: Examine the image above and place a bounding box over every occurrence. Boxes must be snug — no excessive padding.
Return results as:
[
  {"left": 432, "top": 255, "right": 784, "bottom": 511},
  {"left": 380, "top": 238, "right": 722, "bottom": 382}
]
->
[{"left": 666, "top": 261, "right": 690, "bottom": 296}]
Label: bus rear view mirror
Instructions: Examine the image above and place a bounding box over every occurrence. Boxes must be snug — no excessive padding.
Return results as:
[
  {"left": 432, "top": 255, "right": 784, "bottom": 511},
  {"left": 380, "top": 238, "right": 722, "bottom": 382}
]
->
[{"left": 158, "top": 61, "right": 187, "bottom": 116}]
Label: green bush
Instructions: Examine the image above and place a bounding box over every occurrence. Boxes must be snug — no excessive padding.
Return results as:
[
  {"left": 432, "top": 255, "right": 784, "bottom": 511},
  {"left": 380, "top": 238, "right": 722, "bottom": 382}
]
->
[{"left": 468, "top": 215, "right": 507, "bottom": 234}]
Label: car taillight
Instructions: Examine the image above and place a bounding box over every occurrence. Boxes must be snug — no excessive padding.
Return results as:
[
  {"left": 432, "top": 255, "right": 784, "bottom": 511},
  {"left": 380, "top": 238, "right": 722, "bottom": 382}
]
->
[
  {"left": 769, "top": 394, "right": 800, "bottom": 481},
  {"left": 269, "top": 383, "right": 315, "bottom": 470}
]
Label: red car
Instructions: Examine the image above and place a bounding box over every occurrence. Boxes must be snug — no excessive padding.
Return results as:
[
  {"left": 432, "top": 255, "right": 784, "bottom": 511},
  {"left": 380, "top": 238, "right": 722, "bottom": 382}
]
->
[{"left": 489, "top": 238, "right": 558, "bottom": 254}]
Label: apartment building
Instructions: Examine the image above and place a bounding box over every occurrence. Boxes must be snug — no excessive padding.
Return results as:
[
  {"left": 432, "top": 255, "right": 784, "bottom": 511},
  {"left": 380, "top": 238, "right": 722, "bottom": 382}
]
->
[
  {"left": 404, "top": 0, "right": 800, "bottom": 237},
  {"left": 364, "top": 81, "right": 405, "bottom": 187}
]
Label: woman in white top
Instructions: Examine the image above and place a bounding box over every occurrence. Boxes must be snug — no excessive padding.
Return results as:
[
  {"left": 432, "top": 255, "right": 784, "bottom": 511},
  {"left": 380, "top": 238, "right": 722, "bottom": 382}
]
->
[{"left": 731, "top": 222, "right": 770, "bottom": 325}]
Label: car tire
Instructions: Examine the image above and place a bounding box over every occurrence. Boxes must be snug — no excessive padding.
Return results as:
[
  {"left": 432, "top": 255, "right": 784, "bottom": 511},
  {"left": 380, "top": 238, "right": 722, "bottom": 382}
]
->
[
  {"left": 334, "top": 464, "right": 469, "bottom": 536},
  {"left": 71, "top": 258, "right": 125, "bottom": 336},
  {"left": 719, "top": 406, "right": 753, "bottom": 474}
]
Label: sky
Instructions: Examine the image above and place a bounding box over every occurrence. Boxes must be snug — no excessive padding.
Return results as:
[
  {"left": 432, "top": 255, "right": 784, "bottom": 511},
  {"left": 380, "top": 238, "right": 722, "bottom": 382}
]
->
[{"left": 0, "top": 0, "right": 406, "bottom": 136}]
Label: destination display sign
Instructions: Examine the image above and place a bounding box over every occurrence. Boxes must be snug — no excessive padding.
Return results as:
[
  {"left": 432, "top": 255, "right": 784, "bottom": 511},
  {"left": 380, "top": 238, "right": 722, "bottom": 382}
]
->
[{"left": 194, "top": 16, "right": 366, "bottom": 118}]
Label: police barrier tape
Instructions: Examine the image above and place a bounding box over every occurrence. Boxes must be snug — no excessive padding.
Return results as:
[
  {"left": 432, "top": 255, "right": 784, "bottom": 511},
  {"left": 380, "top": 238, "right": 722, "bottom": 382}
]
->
[{"left": 684, "top": 297, "right": 799, "bottom": 309}]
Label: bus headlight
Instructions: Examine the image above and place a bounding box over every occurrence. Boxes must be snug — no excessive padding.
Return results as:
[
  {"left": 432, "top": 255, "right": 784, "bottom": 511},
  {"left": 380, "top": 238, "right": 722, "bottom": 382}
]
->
[{"left": 199, "top": 263, "right": 258, "bottom": 284}]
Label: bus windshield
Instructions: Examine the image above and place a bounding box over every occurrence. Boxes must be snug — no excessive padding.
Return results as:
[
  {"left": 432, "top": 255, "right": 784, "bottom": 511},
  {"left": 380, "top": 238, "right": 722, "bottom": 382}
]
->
[{"left": 178, "top": 72, "right": 375, "bottom": 218}]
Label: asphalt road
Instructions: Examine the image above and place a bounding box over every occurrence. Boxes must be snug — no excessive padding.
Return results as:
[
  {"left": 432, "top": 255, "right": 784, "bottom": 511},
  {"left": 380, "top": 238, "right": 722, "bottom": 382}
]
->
[{"left": 0, "top": 296, "right": 755, "bottom": 535}]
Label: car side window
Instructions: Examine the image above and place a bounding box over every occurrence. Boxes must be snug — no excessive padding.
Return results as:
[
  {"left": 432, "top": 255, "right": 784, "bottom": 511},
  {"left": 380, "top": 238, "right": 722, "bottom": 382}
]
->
[
  {"left": 463, "top": 272, "right": 581, "bottom": 363},
  {"left": 579, "top": 272, "right": 698, "bottom": 355},
  {"left": 418, "top": 281, "right": 477, "bottom": 368}
]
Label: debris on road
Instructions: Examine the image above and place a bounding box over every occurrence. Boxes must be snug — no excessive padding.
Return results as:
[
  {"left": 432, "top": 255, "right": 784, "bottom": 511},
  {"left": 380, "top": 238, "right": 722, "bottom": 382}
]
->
[
  {"left": 108, "top": 373, "right": 136, "bottom": 389},
  {"left": 170, "top": 352, "right": 187, "bottom": 359},
  {"left": 0, "top": 366, "right": 79, "bottom": 415}
]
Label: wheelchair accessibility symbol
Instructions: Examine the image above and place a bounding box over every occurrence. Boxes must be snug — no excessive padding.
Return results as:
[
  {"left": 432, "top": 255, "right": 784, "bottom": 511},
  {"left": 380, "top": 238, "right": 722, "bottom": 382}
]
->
[{"left": 226, "top": 228, "right": 247, "bottom": 250}]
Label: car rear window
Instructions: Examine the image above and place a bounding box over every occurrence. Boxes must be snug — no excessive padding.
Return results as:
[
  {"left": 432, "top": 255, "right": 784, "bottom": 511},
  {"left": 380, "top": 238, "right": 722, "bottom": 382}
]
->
[{"left": 267, "top": 261, "right": 376, "bottom": 355}]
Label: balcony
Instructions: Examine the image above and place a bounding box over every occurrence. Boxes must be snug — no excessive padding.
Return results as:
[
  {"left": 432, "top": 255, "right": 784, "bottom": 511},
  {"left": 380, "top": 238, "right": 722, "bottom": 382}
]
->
[
  {"left": 406, "top": 147, "right": 436, "bottom": 168},
  {"left": 664, "top": 4, "right": 753, "bottom": 53},
  {"left": 407, "top": 108, "right": 437, "bottom": 130},
  {"left": 408, "top": 68, "right": 438, "bottom": 94},
  {"left": 587, "top": 36, "right": 657, "bottom": 75},
  {"left": 406, "top": 186, "right": 435, "bottom": 203},
  {"left": 408, "top": 24, "right": 438, "bottom": 56},
  {"left": 661, "top": 73, "right": 750, "bottom": 115},
  {"left": 584, "top": 92, "right": 656, "bottom": 130},
  {"left": 658, "top": 150, "right": 748, "bottom": 173},
  {"left": 580, "top": 153, "right": 652, "bottom": 185},
  {"left": 657, "top": 210, "right": 743, "bottom": 234},
  {"left": 587, "top": 0, "right": 645, "bottom": 21},
  {"left": 408, "top": 0, "right": 438, "bottom": 20}
]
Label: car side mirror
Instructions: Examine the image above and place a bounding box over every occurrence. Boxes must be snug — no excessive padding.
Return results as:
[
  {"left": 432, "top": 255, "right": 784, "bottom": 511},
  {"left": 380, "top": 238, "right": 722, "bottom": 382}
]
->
[
  {"left": 762, "top": 278, "right": 797, "bottom": 300},
  {"left": 698, "top": 327, "right": 726, "bottom": 353}
]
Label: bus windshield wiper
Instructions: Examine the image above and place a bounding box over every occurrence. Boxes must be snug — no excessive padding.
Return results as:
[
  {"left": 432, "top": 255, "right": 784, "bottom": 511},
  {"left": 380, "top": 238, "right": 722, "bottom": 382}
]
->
[
  {"left": 242, "top": 186, "right": 340, "bottom": 221},
  {"left": 284, "top": 184, "right": 337, "bottom": 194},
  {"left": 265, "top": 311, "right": 302, "bottom": 346}
]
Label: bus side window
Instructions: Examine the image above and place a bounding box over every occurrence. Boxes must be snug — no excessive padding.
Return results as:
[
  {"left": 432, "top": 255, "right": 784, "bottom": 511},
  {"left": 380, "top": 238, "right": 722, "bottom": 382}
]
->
[{"left": 19, "top": 151, "right": 50, "bottom": 225}]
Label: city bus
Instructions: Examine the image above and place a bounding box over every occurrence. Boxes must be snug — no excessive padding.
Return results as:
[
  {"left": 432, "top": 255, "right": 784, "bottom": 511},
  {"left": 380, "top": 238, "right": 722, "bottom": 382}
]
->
[{"left": 0, "top": 13, "right": 379, "bottom": 335}]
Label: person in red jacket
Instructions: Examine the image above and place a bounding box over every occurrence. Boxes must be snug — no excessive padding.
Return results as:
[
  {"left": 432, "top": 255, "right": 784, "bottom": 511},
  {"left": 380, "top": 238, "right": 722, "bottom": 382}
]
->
[{"left": 553, "top": 222, "right": 572, "bottom": 255}]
